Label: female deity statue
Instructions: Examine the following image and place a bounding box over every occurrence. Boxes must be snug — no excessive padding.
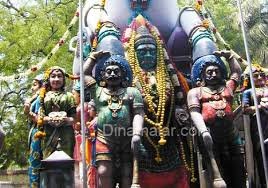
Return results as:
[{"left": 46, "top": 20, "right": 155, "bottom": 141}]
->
[
  {"left": 24, "top": 74, "right": 44, "bottom": 188},
  {"left": 33, "top": 66, "right": 77, "bottom": 158},
  {"left": 187, "top": 51, "right": 246, "bottom": 187},
  {"left": 83, "top": 51, "right": 144, "bottom": 188},
  {"left": 86, "top": 99, "right": 98, "bottom": 188},
  {"left": 72, "top": 81, "right": 89, "bottom": 183},
  {"left": 242, "top": 64, "right": 268, "bottom": 188},
  {"left": 122, "top": 15, "right": 191, "bottom": 188}
]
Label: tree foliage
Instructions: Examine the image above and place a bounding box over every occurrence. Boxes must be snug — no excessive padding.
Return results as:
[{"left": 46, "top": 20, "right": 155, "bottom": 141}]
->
[{"left": 0, "top": 0, "right": 78, "bottom": 169}]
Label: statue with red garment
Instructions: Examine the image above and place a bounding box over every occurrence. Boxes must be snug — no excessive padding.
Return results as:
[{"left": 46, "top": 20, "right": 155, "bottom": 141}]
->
[{"left": 187, "top": 51, "right": 246, "bottom": 187}]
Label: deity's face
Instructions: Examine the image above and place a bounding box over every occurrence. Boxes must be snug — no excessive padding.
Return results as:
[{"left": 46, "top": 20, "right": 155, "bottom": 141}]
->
[
  {"left": 88, "top": 104, "right": 96, "bottom": 119},
  {"left": 103, "top": 64, "right": 122, "bottom": 87},
  {"left": 31, "top": 80, "right": 41, "bottom": 94},
  {"left": 49, "top": 69, "right": 64, "bottom": 91},
  {"left": 72, "top": 90, "right": 80, "bottom": 105},
  {"left": 253, "top": 71, "right": 266, "bottom": 87},
  {"left": 203, "top": 65, "right": 222, "bottom": 86},
  {"left": 136, "top": 44, "right": 157, "bottom": 71}
]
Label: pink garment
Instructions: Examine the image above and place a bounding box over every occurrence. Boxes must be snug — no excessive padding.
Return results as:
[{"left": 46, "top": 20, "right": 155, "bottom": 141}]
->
[
  {"left": 73, "top": 134, "right": 82, "bottom": 161},
  {"left": 73, "top": 103, "right": 89, "bottom": 161}
]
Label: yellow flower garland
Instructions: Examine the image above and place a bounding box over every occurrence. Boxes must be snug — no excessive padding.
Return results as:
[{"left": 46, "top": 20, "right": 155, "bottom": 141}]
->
[{"left": 127, "top": 24, "right": 176, "bottom": 162}]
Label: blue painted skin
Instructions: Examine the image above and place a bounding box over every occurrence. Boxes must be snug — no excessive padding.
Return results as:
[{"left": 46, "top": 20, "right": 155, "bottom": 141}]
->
[{"left": 136, "top": 44, "right": 157, "bottom": 71}]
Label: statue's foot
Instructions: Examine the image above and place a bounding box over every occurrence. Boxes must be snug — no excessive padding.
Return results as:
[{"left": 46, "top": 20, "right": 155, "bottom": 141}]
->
[
  {"left": 213, "top": 178, "right": 227, "bottom": 188},
  {"left": 131, "top": 184, "right": 141, "bottom": 188}
]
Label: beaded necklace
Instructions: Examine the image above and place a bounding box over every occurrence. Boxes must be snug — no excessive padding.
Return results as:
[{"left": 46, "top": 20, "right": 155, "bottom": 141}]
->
[{"left": 127, "top": 20, "right": 175, "bottom": 162}]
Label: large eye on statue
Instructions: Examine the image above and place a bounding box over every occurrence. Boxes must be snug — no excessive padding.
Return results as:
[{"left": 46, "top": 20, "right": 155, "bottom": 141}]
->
[
  {"left": 205, "top": 66, "right": 221, "bottom": 77},
  {"left": 105, "top": 66, "right": 121, "bottom": 77},
  {"left": 206, "top": 69, "right": 220, "bottom": 77},
  {"left": 253, "top": 72, "right": 265, "bottom": 79},
  {"left": 136, "top": 44, "right": 157, "bottom": 71}
]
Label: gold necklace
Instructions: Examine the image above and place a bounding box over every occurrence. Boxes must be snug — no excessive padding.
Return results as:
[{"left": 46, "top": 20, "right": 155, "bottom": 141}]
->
[{"left": 107, "top": 95, "right": 123, "bottom": 118}]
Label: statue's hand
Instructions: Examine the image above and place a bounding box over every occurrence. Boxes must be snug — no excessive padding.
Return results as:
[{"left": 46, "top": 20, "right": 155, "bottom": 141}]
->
[
  {"left": 260, "top": 98, "right": 268, "bottom": 109},
  {"left": 260, "top": 101, "right": 268, "bottom": 109},
  {"left": 260, "top": 101, "right": 268, "bottom": 115},
  {"left": 88, "top": 50, "right": 110, "bottom": 63},
  {"left": 213, "top": 50, "right": 232, "bottom": 60},
  {"left": 131, "top": 135, "right": 141, "bottom": 154},
  {"left": 202, "top": 131, "right": 213, "bottom": 151}
]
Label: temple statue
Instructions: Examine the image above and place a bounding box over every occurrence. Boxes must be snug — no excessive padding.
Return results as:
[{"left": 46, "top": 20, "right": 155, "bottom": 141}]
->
[
  {"left": 24, "top": 74, "right": 44, "bottom": 188},
  {"left": 122, "top": 15, "right": 192, "bottom": 188},
  {"left": 72, "top": 0, "right": 192, "bottom": 77},
  {"left": 187, "top": 51, "right": 246, "bottom": 187},
  {"left": 242, "top": 64, "right": 268, "bottom": 188},
  {"left": 83, "top": 51, "right": 144, "bottom": 188},
  {"left": 32, "top": 66, "right": 77, "bottom": 158}
]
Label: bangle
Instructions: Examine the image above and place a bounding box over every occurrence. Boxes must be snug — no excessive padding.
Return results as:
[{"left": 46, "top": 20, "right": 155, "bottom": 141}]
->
[
  {"left": 200, "top": 130, "right": 209, "bottom": 136},
  {"left": 133, "top": 133, "right": 141, "bottom": 137}
]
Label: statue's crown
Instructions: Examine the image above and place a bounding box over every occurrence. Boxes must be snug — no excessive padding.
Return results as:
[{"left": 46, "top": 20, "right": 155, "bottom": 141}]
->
[{"left": 134, "top": 15, "right": 156, "bottom": 48}]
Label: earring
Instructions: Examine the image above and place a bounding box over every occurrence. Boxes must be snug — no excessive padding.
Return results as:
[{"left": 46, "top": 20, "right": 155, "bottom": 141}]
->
[{"left": 100, "top": 81, "right": 106, "bottom": 87}]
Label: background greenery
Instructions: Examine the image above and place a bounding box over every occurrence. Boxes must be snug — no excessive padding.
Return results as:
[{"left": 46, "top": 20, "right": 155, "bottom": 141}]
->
[
  {"left": 0, "top": 0, "right": 78, "bottom": 169},
  {"left": 0, "top": 0, "right": 267, "bottom": 169}
]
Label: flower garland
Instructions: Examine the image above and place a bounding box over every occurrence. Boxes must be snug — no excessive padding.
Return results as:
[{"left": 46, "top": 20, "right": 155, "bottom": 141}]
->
[
  {"left": 34, "top": 86, "right": 47, "bottom": 139},
  {"left": 0, "top": 8, "right": 80, "bottom": 82},
  {"left": 125, "top": 17, "right": 175, "bottom": 162}
]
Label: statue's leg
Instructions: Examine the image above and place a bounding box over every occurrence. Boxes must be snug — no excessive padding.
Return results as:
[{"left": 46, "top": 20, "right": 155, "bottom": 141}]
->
[
  {"left": 97, "top": 161, "right": 113, "bottom": 188},
  {"left": 229, "top": 144, "right": 246, "bottom": 188},
  {"left": 251, "top": 119, "right": 266, "bottom": 187},
  {"left": 202, "top": 133, "right": 227, "bottom": 188},
  {"left": 121, "top": 162, "right": 132, "bottom": 188}
]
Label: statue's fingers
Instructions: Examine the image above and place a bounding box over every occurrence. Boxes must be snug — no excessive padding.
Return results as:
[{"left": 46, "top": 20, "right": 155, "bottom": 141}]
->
[{"left": 213, "top": 51, "right": 221, "bottom": 56}]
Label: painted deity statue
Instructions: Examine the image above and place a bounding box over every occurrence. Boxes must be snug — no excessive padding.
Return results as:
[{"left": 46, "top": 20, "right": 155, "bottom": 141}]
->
[
  {"left": 122, "top": 15, "right": 191, "bottom": 188},
  {"left": 72, "top": 81, "right": 89, "bottom": 184},
  {"left": 83, "top": 51, "right": 144, "bottom": 188},
  {"left": 24, "top": 74, "right": 44, "bottom": 188},
  {"left": 72, "top": 0, "right": 193, "bottom": 76},
  {"left": 187, "top": 52, "right": 246, "bottom": 188},
  {"left": 86, "top": 99, "right": 98, "bottom": 188},
  {"left": 242, "top": 64, "right": 268, "bottom": 188},
  {"left": 33, "top": 66, "right": 77, "bottom": 158}
]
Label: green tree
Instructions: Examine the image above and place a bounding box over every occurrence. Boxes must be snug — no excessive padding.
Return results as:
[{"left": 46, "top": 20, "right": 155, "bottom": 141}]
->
[
  {"left": 0, "top": 0, "right": 78, "bottom": 169},
  {"left": 242, "top": 0, "right": 268, "bottom": 64}
]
